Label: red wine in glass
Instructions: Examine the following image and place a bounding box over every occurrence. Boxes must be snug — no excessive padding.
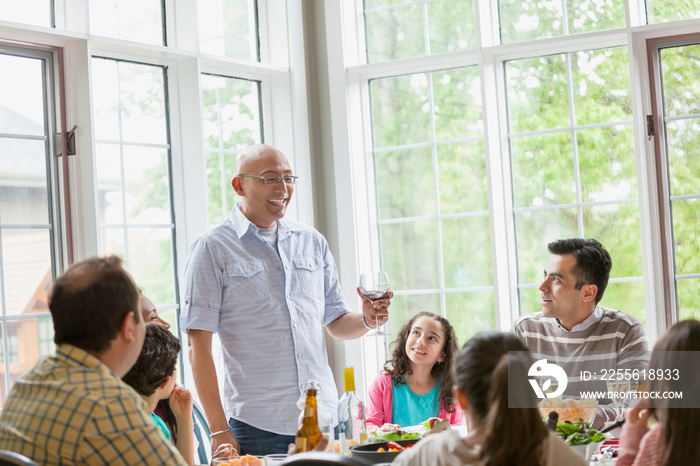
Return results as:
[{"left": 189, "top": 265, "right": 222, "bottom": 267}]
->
[{"left": 359, "top": 272, "right": 390, "bottom": 336}]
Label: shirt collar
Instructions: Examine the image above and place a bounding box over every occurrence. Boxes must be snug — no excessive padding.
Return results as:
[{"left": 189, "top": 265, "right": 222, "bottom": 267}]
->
[
  {"left": 556, "top": 305, "right": 604, "bottom": 332},
  {"left": 230, "top": 203, "right": 291, "bottom": 239}
]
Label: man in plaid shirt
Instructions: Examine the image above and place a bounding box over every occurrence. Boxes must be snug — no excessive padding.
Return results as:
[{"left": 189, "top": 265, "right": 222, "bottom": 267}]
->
[{"left": 0, "top": 255, "right": 188, "bottom": 465}]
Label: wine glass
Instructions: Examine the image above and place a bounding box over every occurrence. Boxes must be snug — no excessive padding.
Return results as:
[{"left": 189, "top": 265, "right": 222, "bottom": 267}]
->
[
  {"left": 606, "top": 380, "right": 631, "bottom": 421},
  {"left": 359, "top": 272, "right": 390, "bottom": 336}
]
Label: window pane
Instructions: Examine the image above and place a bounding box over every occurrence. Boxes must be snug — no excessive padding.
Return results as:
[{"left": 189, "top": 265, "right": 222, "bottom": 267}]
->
[
  {"left": 437, "top": 142, "right": 488, "bottom": 214},
  {"left": 445, "top": 291, "right": 495, "bottom": 344},
  {"left": 0, "top": 139, "right": 49, "bottom": 224},
  {"left": 433, "top": 68, "right": 482, "bottom": 141},
  {"left": 95, "top": 143, "right": 124, "bottom": 224},
  {"left": 647, "top": 0, "right": 700, "bottom": 24},
  {"left": 660, "top": 44, "right": 700, "bottom": 119},
  {"left": 126, "top": 228, "right": 176, "bottom": 304},
  {"left": 0, "top": 55, "right": 45, "bottom": 136},
  {"left": 505, "top": 54, "right": 570, "bottom": 133},
  {"left": 577, "top": 126, "right": 636, "bottom": 203},
  {"left": 671, "top": 198, "right": 700, "bottom": 276},
  {"left": 5, "top": 319, "right": 52, "bottom": 399},
  {"left": 441, "top": 216, "right": 492, "bottom": 288},
  {"left": 572, "top": 47, "right": 632, "bottom": 126},
  {"left": 602, "top": 281, "right": 646, "bottom": 326},
  {"left": 89, "top": 0, "right": 164, "bottom": 46},
  {"left": 198, "top": 0, "right": 259, "bottom": 61},
  {"left": 375, "top": 147, "right": 435, "bottom": 219},
  {"left": 1, "top": 230, "right": 52, "bottom": 317},
  {"left": 123, "top": 146, "right": 171, "bottom": 224},
  {"left": 380, "top": 221, "right": 439, "bottom": 291},
  {"left": 370, "top": 74, "right": 431, "bottom": 148},
  {"left": 676, "top": 278, "right": 700, "bottom": 321},
  {"left": 510, "top": 132, "right": 576, "bottom": 208},
  {"left": 666, "top": 119, "right": 700, "bottom": 197},
  {"left": 364, "top": 0, "right": 476, "bottom": 63},
  {"left": 499, "top": 0, "right": 625, "bottom": 44},
  {"left": 0, "top": 0, "right": 52, "bottom": 27},
  {"left": 201, "top": 74, "right": 263, "bottom": 225}
]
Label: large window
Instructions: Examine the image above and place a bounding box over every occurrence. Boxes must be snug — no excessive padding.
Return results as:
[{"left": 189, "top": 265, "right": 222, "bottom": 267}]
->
[
  {"left": 0, "top": 47, "right": 61, "bottom": 405},
  {"left": 92, "top": 58, "right": 179, "bottom": 322},
  {"left": 651, "top": 39, "right": 700, "bottom": 321},
  {"left": 505, "top": 47, "right": 644, "bottom": 325},
  {"left": 369, "top": 67, "right": 493, "bottom": 344},
  {"left": 339, "top": 0, "right": 700, "bottom": 358}
]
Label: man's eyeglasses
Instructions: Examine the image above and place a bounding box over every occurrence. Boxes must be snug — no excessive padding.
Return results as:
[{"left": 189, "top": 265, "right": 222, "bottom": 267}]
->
[{"left": 238, "top": 174, "right": 298, "bottom": 185}]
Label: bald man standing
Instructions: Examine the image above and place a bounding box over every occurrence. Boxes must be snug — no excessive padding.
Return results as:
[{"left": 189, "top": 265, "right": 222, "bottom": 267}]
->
[{"left": 181, "top": 144, "right": 392, "bottom": 456}]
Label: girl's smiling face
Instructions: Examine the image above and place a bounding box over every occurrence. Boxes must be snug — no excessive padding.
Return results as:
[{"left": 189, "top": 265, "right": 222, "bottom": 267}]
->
[{"left": 405, "top": 315, "right": 446, "bottom": 368}]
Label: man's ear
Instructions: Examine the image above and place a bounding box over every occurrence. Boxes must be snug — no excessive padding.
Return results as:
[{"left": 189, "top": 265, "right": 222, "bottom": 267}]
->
[
  {"left": 232, "top": 177, "right": 244, "bottom": 196},
  {"left": 581, "top": 284, "right": 598, "bottom": 303},
  {"left": 120, "top": 311, "right": 138, "bottom": 342}
]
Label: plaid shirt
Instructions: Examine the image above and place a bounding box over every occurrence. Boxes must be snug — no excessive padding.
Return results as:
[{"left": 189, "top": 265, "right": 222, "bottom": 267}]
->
[{"left": 0, "top": 344, "right": 187, "bottom": 465}]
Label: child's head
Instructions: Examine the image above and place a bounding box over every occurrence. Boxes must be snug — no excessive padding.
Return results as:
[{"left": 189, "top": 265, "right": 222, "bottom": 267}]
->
[
  {"left": 385, "top": 311, "right": 459, "bottom": 411},
  {"left": 455, "top": 331, "right": 547, "bottom": 465},
  {"left": 123, "top": 323, "right": 180, "bottom": 398}
]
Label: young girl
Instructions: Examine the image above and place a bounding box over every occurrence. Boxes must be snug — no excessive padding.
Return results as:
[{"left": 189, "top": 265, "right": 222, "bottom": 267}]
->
[
  {"left": 617, "top": 319, "right": 700, "bottom": 466},
  {"left": 366, "top": 311, "right": 462, "bottom": 431},
  {"left": 393, "top": 332, "right": 586, "bottom": 466},
  {"left": 123, "top": 323, "right": 196, "bottom": 466}
]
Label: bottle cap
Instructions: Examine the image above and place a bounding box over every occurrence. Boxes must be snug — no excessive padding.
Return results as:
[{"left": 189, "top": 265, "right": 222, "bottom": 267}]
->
[{"left": 344, "top": 367, "right": 356, "bottom": 392}]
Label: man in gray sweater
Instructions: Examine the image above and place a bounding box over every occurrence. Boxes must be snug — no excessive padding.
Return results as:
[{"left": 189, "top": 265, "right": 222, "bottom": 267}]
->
[{"left": 514, "top": 238, "right": 648, "bottom": 428}]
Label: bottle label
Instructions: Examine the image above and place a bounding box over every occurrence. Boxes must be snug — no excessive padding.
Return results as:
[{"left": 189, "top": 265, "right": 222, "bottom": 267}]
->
[
  {"left": 295, "top": 437, "right": 309, "bottom": 453},
  {"left": 304, "top": 406, "right": 314, "bottom": 417}
]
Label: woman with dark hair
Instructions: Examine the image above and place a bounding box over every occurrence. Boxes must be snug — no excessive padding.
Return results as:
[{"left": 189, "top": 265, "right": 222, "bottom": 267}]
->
[
  {"left": 617, "top": 319, "right": 700, "bottom": 466},
  {"left": 366, "top": 312, "right": 462, "bottom": 431},
  {"left": 394, "top": 331, "right": 585, "bottom": 466}
]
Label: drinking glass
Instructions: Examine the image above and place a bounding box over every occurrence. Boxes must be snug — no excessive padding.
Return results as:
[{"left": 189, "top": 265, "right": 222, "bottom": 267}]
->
[
  {"left": 606, "top": 380, "right": 632, "bottom": 421},
  {"left": 358, "top": 272, "right": 390, "bottom": 336}
]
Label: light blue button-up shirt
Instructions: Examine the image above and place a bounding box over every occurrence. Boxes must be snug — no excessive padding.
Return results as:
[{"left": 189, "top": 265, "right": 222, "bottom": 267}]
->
[{"left": 181, "top": 204, "right": 350, "bottom": 435}]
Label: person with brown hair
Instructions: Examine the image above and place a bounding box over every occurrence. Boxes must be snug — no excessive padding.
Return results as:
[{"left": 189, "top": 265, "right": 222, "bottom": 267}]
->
[
  {"left": 123, "top": 323, "right": 196, "bottom": 465},
  {"left": 394, "top": 331, "right": 586, "bottom": 466},
  {"left": 617, "top": 319, "right": 700, "bottom": 466},
  {"left": 366, "top": 311, "right": 462, "bottom": 431}
]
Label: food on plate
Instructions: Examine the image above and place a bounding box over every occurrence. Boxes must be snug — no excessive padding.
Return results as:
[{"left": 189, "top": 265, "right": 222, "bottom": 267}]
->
[
  {"left": 215, "top": 454, "right": 264, "bottom": 466},
  {"left": 552, "top": 420, "right": 607, "bottom": 446},
  {"left": 368, "top": 418, "right": 447, "bottom": 442},
  {"left": 539, "top": 397, "right": 597, "bottom": 424}
]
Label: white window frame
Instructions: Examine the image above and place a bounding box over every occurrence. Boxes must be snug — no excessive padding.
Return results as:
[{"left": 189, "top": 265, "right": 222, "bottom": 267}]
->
[{"left": 326, "top": 0, "right": 700, "bottom": 399}]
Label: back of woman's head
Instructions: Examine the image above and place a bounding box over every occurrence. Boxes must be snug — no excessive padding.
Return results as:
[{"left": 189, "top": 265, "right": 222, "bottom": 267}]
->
[
  {"left": 649, "top": 319, "right": 700, "bottom": 466},
  {"left": 456, "top": 331, "right": 547, "bottom": 466}
]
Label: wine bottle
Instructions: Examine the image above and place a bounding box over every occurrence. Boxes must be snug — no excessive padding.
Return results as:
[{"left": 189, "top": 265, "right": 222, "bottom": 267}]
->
[
  {"left": 337, "top": 367, "right": 367, "bottom": 455},
  {"left": 295, "top": 386, "right": 323, "bottom": 453}
]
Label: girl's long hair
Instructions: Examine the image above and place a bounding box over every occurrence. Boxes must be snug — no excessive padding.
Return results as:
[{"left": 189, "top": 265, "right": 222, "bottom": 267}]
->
[
  {"left": 383, "top": 311, "right": 459, "bottom": 413},
  {"left": 456, "top": 331, "right": 548, "bottom": 466},
  {"left": 647, "top": 319, "right": 700, "bottom": 466}
]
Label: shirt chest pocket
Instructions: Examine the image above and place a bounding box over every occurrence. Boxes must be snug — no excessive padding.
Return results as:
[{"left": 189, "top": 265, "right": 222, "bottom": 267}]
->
[
  {"left": 292, "top": 256, "right": 324, "bottom": 297},
  {"left": 226, "top": 260, "right": 270, "bottom": 304}
]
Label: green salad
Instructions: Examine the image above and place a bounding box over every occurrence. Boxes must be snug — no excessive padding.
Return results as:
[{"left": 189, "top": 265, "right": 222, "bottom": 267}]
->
[{"left": 554, "top": 421, "right": 607, "bottom": 446}]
